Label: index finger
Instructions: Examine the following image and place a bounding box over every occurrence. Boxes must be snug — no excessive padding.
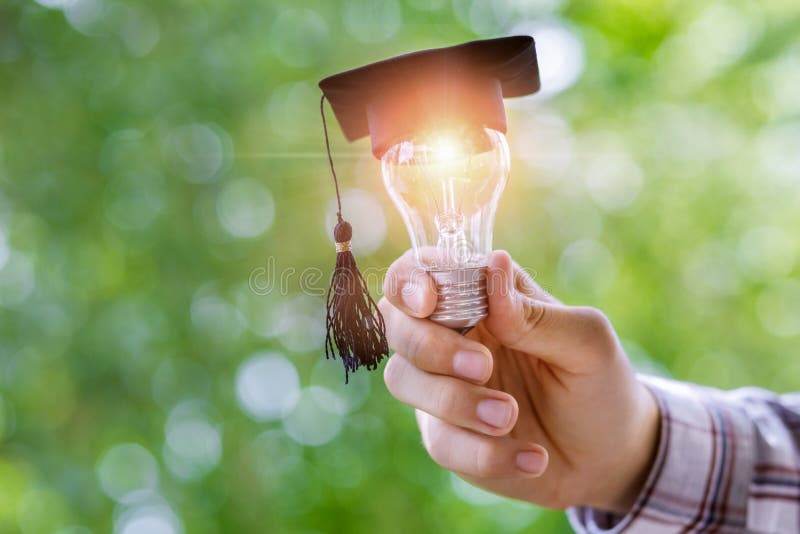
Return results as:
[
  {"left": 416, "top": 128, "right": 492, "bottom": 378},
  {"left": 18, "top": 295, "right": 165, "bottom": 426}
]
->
[{"left": 382, "top": 250, "right": 438, "bottom": 318}]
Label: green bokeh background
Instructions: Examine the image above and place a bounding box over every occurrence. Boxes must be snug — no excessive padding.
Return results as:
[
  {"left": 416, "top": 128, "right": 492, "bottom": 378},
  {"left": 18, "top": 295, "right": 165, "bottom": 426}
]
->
[{"left": 1, "top": 0, "right": 800, "bottom": 532}]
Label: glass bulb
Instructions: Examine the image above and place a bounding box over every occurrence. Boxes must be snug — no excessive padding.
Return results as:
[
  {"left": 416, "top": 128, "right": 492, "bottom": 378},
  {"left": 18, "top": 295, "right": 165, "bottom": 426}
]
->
[{"left": 381, "top": 127, "right": 510, "bottom": 331}]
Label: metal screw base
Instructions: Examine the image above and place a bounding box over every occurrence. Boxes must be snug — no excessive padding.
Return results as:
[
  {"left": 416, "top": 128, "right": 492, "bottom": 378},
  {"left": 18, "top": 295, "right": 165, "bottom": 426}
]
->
[{"left": 427, "top": 266, "right": 488, "bottom": 333}]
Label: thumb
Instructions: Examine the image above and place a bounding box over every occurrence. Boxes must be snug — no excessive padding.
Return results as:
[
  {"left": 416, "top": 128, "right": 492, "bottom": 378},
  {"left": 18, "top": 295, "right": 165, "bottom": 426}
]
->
[
  {"left": 484, "top": 250, "right": 540, "bottom": 343},
  {"left": 484, "top": 251, "right": 618, "bottom": 372}
]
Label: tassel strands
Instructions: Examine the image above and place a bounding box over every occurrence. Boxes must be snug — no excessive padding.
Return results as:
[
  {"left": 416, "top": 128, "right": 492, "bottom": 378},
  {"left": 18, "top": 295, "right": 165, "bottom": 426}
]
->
[{"left": 321, "top": 95, "right": 389, "bottom": 383}]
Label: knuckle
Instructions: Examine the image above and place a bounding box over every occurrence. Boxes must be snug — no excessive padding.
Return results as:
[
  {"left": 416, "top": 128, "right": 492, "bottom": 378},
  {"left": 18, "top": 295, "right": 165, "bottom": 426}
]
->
[
  {"left": 574, "top": 306, "right": 617, "bottom": 358},
  {"left": 524, "top": 299, "right": 547, "bottom": 330},
  {"left": 382, "top": 271, "right": 396, "bottom": 299},
  {"left": 433, "top": 384, "right": 455, "bottom": 417},
  {"left": 578, "top": 305, "right": 606, "bottom": 324},
  {"left": 377, "top": 297, "right": 391, "bottom": 317},
  {"left": 514, "top": 266, "right": 538, "bottom": 295},
  {"left": 379, "top": 300, "right": 403, "bottom": 352},
  {"left": 406, "top": 327, "right": 426, "bottom": 363},
  {"left": 473, "top": 441, "right": 498, "bottom": 477},
  {"left": 515, "top": 272, "right": 533, "bottom": 294},
  {"left": 504, "top": 295, "right": 546, "bottom": 350},
  {"left": 433, "top": 382, "right": 459, "bottom": 417},
  {"left": 384, "top": 260, "right": 402, "bottom": 293},
  {"left": 541, "top": 487, "right": 573, "bottom": 510},
  {"left": 576, "top": 306, "right": 612, "bottom": 337},
  {"left": 424, "top": 419, "right": 452, "bottom": 468},
  {"left": 382, "top": 355, "right": 406, "bottom": 395},
  {"left": 515, "top": 297, "right": 546, "bottom": 343},
  {"left": 383, "top": 250, "right": 414, "bottom": 298},
  {"left": 407, "top": 326, "right": 443, "bottom": 368}
]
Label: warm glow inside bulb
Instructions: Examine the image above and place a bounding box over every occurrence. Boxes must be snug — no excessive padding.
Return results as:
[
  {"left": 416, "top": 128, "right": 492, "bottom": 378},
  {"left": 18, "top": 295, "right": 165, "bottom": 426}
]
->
[
  {"left": 431, "top": 137, "right": 460, "bottom": 162},
  {"left": 381, "top": 128, "right": 510, "bottom": 271}
]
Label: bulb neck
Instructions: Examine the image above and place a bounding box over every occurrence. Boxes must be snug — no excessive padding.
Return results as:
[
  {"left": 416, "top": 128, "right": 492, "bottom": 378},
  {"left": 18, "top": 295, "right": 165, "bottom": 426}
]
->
[{"left": 427, "top": 266, "right": 488, "bottom": 334}]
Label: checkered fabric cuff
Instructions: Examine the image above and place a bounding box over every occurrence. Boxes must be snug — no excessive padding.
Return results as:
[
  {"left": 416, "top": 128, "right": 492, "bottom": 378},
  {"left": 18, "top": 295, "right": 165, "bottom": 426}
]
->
[{"left": 568, "top": 375, "right": 756, "bottom": 533}]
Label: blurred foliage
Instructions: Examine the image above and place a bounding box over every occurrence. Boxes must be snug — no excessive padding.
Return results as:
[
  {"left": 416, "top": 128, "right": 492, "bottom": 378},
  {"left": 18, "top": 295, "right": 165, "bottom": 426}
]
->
[{"left": 1, "top": 0, "right": 800, "bottom": 533}]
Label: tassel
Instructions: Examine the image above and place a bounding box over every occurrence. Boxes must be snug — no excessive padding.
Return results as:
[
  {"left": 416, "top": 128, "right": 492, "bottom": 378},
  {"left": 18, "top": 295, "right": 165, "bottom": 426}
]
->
[
  {"left": 321, "top": 96, "right": 389, "bottom": 383},
  {"left": 325, "top": 219, "right": 389, "bottom": 382}
]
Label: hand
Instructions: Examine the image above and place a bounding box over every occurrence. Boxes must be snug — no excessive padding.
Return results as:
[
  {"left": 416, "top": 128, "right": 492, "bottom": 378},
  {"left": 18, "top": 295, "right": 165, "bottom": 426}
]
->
[{"left": 378, "top": 250, "right": 660, "bottom": 513}]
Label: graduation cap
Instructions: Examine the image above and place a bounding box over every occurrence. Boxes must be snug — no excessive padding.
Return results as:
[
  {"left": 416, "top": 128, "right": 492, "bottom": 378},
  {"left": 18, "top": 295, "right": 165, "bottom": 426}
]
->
[
  {"left": 321, "top": 35, "right": 540, "bottom": 158},
  {"left": 319, "top": 36, "right": 540, "bottom": 381}
]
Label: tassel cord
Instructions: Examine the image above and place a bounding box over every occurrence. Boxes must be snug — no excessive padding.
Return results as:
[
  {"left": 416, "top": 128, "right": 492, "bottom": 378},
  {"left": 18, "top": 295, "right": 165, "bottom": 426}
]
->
[
  {"left": 320, "top": 95, "right": 343, "bottom": 223},
  {"left": 320, "top": 94, "right": 389, "bottom": 383}
]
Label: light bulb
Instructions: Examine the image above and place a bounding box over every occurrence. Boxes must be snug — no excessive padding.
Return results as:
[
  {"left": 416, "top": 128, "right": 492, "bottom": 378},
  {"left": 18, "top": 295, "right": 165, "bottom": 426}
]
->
[{"left": 381, "top": 126, "right": 510, "bottom": 332}]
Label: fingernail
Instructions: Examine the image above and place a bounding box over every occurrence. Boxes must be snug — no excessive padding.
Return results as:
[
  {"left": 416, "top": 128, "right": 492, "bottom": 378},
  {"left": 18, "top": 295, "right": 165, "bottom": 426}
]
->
[
  {"left": 516, "top": 451, "right": 546, "bottom": 474},
  {"left": 402, "top": 283, "right": 425, "bottom": 314},
  {"left": 476, "top": 399, "right": 512, "bottom": 429},
  {"left": 453, "top": 350, "right": 489, "bottom": 381}
]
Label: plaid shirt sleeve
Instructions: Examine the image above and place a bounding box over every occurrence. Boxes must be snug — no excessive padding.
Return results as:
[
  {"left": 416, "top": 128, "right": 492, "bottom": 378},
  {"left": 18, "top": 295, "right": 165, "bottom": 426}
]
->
[{"left": 567, "top": 375, "right": 800, "bottom": 534}]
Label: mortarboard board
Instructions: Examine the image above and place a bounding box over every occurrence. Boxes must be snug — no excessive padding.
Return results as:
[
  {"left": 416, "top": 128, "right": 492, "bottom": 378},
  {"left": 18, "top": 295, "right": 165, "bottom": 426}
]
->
[
  {"left": 319, "top": 36, "right": 540, "bottom": 382},
  {"left": 319, "top": 35, "right": 540, "bottom": 158}
]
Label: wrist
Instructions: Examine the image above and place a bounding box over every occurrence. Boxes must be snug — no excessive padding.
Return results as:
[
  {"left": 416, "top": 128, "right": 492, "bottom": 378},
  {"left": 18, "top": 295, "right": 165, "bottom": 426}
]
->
[{"left": 590, "top": 380, "right": 662, "bottom": 515}]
